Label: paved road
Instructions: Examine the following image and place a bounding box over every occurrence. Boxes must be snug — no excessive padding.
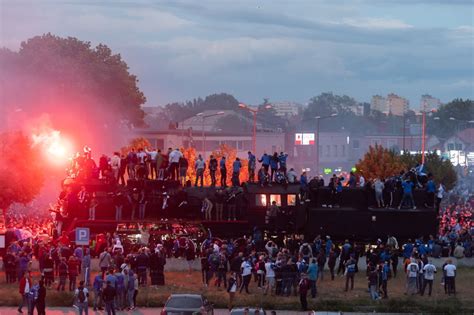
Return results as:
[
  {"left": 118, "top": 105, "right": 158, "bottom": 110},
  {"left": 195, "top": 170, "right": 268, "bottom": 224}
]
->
[{"left": 0, "top": 308, "right": 413, "bottom": 315}]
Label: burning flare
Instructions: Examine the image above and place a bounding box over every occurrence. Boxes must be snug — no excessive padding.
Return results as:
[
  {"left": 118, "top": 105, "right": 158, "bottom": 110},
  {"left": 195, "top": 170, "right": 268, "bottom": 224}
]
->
[{"left": 32, "top": 130, "right": 73, "bottom": 163}]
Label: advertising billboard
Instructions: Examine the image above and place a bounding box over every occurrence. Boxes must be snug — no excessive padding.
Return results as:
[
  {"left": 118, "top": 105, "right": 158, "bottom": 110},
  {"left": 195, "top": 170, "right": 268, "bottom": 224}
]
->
[{"left": 295, "top": 133, "right": 315, "bottom": 145}]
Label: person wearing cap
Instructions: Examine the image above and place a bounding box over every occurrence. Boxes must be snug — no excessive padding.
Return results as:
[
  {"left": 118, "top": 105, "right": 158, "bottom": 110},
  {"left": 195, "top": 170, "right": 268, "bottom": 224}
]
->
[{"left": 298, "top": 273, "right": 310, "bottom": 311}]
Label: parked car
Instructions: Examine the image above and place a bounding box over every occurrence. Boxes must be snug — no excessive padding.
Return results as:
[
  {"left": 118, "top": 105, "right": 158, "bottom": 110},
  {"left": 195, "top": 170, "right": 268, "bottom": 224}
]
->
[
  {"left": 230, "top": 308, "right": 266, "bottom": 315},
  {"left": 161, "top": 294, "right": 213, "bottom": 315}
]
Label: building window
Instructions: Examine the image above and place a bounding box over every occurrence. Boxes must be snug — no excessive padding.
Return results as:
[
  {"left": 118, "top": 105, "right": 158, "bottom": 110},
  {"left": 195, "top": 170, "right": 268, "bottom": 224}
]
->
[
  {"left": 447, "top": 143, "right": 455, "bottom": 151},
  {"left": 333, "top": 145, "right": 338, "bottom": 157},
  {"left": 269, "top": 194, "right": 282, "bottom": 206},
  {"left": 353, "top": 139, "right": 360, "bottom": 149},
  {"left": 455, "top": 143, "right": 463, "bottom": 150},
  {"left": 318, "top": 145, "right": 322, "bottom": 157},
  {"left": 256, "top": 194, "right": 267, "bottom": 207},
  {"left": 326, "top": 145, "right": 330, "bottom": 157},
  {"left": 287, "top": 195, "right": 297, "bottom": 206},
  {"left": 342, "top": 145, "right": 346, "bottom": 157}
]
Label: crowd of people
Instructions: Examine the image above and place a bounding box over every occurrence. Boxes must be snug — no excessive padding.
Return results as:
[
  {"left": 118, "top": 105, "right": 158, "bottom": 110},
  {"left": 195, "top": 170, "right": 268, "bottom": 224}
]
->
[
  {"left": 68, "top": 146, "right": 293, "bottom": 188},
  {"left": 3, "top": 227, "right": 470, "bottom": 313}
]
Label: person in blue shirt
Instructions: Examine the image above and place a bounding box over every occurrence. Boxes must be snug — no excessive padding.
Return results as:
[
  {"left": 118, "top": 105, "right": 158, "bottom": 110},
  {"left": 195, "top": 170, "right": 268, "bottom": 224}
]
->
[
  {"left": 278, "top": 152, "right": 288, "bottom": 176},
  {"left": 92, "top": 274, "right": 104, "bottom": 311},
  {"left": 325, "top": 236, "right": 333, "bottom": 257},
  {"left": 398, "top": 179, "right": 416, "bottom": 209},
  {"left": 403, "top": 240, "right": 414, "bottom": 259},
  {"left": 425, "top": 174, "right": 436, "bottom": 208},
  {"left": 258, "top": 153, "right": 271, "bottom": 175},
  {"left": 219, "top": 156, "right": 227, "bottom": 187},
  {"left": 231, "top": 158, "right": 242, "bottom": 187},
  {"left": 381, "top": 261, "right": 391, "bottom": 298},
  {"left": 269, "top": 153, "right": 279, "bottom": 182},
  {"left": 344, "top": 255, "right": 357, "bottom": 291},
  {"left": 247, "top": 151, "right": 256, "bottom": 182},
  {"left": 307, "top": 259, "right": 319, "bottom": 298}
]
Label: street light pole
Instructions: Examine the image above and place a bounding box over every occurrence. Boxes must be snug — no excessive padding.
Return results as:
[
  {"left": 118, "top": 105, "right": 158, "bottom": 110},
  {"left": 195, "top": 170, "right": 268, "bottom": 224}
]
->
[
  {"left": 238, "top": 103, "right": 272, "bottom": 154},
  {"left": 316, "top": 118, "right": 320, "bottom": 175},
  {"left": 421, "top": 110, "right": 426, "bottom": 164},
  {"left": 196, "top": 111, "right": 224, "bottom": 159},
  {"left": 402, "top": 113, "right": 406, "bottom": 153},
  {"left": 252, "top": 111, "right": 257, "bottom": 153}
]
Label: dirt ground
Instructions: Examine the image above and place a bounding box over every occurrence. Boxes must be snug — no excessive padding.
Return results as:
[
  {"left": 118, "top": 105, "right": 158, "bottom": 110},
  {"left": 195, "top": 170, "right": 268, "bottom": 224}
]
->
[{"left": 0, "top": 267, "right": 472, "bottom": 313}]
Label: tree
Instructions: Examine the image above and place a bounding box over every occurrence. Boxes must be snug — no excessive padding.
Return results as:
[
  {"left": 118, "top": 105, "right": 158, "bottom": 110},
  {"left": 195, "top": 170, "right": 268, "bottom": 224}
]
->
[
  {"left": 215, "top": 114, "right": 252, "bottom": 133},
  {"left": 399, "top": 152, "right": 457, "bottom": 190},
  {"left": 163, "top": 93, "right": 242, "bottom": 123},
  {"left": 299, "top": 92, "right": 378, "bottom": 134},
  {"left": 426, "top": 99, "right": 474, "bottom": 139},
  {"left": 0, "top": 33, "right": 146, "bottom": 136},
  {"left": 0, "top": 132, "right": 45, "bottom": 215},
  {"left": 355, "top": 145, "right": 404, "bottom": 180}
]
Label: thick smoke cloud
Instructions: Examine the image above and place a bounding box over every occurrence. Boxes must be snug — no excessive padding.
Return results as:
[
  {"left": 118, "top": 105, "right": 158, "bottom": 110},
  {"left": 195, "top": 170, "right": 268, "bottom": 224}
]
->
[{"left": 0, "top": 34, "right": 146, "bottom": 156}]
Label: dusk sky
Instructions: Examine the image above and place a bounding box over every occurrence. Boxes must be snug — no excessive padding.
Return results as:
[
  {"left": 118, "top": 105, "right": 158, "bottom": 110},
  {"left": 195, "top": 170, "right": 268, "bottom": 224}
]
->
[{"left": 1, "top": 0, "right": 473, "bottom": 108}]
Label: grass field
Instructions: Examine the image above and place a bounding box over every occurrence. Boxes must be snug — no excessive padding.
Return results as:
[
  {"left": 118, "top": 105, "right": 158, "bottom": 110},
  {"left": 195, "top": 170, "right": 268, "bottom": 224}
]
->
[{"left": 1, "top": 268, "right": 473, "bottom": 314}]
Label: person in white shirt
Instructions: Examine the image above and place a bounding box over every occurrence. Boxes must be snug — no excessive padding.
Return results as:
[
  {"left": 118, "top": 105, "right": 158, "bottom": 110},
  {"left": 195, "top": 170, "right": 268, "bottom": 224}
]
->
[
  {"left": 436, "top": 183, "right": 445, "bottom": 211},
  {"left": 227, "top": 272, "right": 237, "bottom": 310},
  {"left": 112, "top": 239, "right": 124, "bottom": 254},
  {"left": 195, "top": 155, "right": 206, "bottom": 187},
  {"left": 359, "top": 175, "right": 365, "bottom": 187},
  {"left": 110, "top": 152, "right": 121, "bottom": 183},
  {"left": 264, "top": 258, "right": 276, "bottom": 295},
  {"left": 74, "top": 280, "right": 89, "bottom": 315},
  {"left": 374, "top": 178, "right": 385, "bottom": 208},
  {"left": 240, "top": 258, "right": 252, "bottom": 294},
  {"left": 201, "top": 198, "right": 213, "bottom": 221},
  {"left": 145, "top": 147, "right": 158, "bottom": 179},
  {"left": 443, "top": 260, "right": 456, "bottom": 295},
  {"left": 168, "top": 148, "right": 183, "bottom": 181},
  {"left": 421, "top": 261, "right": 436, "bottom": 296},
  {"left": 286, "top": 168, "right": 297, "bottom": 183},
  {"left": 406, "top": 258, "right": 419, "bottom": 295},
  {"left": 136, "top": 148, "right": 147, "bottom": 164}
]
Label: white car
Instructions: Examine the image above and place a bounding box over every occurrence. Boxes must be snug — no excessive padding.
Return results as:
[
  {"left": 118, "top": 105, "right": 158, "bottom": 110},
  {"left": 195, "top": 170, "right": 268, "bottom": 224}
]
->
[{"left": 161, "top": 294, "right": 214, "bottom": 315}]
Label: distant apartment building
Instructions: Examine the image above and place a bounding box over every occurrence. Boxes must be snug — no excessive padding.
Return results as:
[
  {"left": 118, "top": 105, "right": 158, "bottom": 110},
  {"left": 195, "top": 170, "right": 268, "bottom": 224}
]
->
[
  {"left": 420, "top": 94, "right": 442, "bottom": 112},
  {"left": 386, "top": 93, "right": 409, "bottom": 116},
  {"left": 270, "top": 101, "right": 301, "bottom": 117},
  {"left": 371, "top": 94, "right": 409, "bottom": 116},
  {"left": 371, "top": 95, "right": 388, "bottom": 113}
]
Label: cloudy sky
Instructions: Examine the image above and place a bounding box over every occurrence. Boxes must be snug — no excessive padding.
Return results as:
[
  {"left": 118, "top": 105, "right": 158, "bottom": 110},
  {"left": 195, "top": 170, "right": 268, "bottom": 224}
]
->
[{"left": 1, "top": 0, "right": 473, "bottom": 108}]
